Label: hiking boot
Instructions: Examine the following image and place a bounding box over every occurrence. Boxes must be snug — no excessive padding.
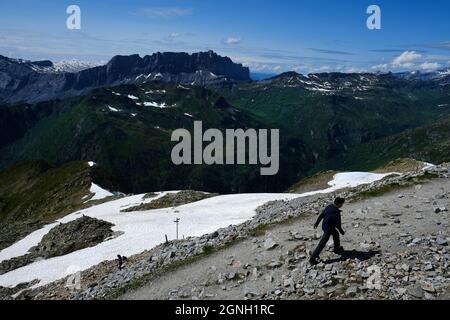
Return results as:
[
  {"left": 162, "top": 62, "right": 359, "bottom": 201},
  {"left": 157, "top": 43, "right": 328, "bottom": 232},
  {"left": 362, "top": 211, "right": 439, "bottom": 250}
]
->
[
  {"left": 333, "top": 246, "right": 345, "bottom": 254},
  {"left": 309, "top": 258, "right": 319, "bottom": 266}
]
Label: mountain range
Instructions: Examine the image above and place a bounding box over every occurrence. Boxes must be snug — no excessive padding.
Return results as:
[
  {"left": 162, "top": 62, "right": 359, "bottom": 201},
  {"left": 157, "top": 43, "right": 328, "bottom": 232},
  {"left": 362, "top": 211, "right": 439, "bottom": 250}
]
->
[
  {"left": 0, "top": 51, "right": 450, "bottom": 195},
  {"left": 394, "top": 68, "right": 450, "bottom": 84},
  {"left": 0, "top": 51, "right": 250, "bottom": 105}
]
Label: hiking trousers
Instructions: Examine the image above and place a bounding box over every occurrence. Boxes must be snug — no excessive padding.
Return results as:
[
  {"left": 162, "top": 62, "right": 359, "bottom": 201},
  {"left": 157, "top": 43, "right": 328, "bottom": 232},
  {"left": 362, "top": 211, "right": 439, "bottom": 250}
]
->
[{"left": 310, "top": 229, "right": 340, "bottom": 260}]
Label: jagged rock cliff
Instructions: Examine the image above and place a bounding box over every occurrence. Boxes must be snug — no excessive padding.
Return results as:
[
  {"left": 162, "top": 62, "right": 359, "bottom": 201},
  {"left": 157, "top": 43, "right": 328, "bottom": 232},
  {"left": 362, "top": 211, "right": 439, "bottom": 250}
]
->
[{"left": 0, "top": 51, "right": 250, "bottom": 104}]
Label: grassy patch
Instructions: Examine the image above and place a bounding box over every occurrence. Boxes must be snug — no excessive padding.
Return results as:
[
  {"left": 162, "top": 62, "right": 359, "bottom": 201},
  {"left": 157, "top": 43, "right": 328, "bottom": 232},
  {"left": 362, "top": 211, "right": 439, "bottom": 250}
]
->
[
  {"left": 288, "top": 171, "right": 338, "bottom": 194},
  {"left": 249, "top": 223, "right": 273, "bottom": 237},
  {"left": 356, "top": 182, "right": 403, "bottom": 199},
  {"left": 374, "top": 158, "right": 427, "bottom": 174},
  {"left": 249, "top": 214, "right": 309, "bottom": 237},
  {"left": 355, "top": 171, "right": 439, "bottom": 200}
]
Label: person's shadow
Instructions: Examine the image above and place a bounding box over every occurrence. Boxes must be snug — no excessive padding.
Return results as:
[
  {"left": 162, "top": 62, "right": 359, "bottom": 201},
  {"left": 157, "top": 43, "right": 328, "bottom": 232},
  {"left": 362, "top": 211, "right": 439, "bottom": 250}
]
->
[{"left": 323, "top": 250, "right": 381, "bottom": 264}]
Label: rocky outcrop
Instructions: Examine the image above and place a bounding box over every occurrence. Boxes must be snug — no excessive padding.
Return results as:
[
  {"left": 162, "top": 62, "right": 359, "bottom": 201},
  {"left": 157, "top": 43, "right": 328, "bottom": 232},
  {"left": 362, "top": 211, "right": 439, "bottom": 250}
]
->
[
  {"left": 0, "top": 51, "right": 250, "bottom": 104},
  {"left": 0, "top": 216, "right": 115, "bottom": 275},
  {"left": 31, "top": 216, "right": 115, "bottom": 258},
  {"left": 121, "top": 191, "right": 218, "bottom": 212}
]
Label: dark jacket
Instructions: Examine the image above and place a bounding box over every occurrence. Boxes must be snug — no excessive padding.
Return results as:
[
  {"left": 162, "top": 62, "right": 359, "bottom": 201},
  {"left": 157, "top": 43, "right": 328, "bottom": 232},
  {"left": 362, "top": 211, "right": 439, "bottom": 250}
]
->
[{"left": 314, "top": 204, "right": 345, "bottom": 234}]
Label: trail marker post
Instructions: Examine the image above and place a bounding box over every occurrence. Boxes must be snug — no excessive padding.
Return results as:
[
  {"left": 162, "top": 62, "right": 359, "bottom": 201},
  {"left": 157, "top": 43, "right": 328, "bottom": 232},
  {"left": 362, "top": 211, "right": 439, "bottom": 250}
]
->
[{"left": 174, "top": 218, "right": 180, "bottom": 240}]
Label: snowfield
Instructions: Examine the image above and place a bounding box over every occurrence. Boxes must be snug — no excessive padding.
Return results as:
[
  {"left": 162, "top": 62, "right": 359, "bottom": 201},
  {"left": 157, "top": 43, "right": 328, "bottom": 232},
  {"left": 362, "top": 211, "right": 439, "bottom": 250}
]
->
[{"left": 0, "top": 171, "right": 397, "bottom": 288}]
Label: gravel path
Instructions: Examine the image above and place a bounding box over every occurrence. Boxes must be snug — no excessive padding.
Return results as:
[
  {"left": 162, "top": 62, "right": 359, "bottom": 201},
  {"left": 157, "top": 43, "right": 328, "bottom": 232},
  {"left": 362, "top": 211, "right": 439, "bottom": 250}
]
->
[{"left": 120, "top": 177, "right": 450, "bottom": 300}]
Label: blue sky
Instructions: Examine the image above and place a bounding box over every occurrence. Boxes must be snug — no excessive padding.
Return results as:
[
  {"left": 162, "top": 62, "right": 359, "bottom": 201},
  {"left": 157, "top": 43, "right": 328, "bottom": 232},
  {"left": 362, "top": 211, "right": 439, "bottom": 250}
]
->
[{"left": 0, "top": 0, "right": 449, "bottom": 73}]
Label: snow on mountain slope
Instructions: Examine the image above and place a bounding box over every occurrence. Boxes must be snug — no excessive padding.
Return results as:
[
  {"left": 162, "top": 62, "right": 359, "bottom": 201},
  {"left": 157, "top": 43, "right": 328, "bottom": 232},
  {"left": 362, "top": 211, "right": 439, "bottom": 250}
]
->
[
  {"left": 0, "top": 171, "right": 395, "bottom": 288},
  {"left": 29, "top": 60, "right": 102, "bottom": 74},
  {"left": 298, "top": 172, "right": 398, "bottom": 197},
  {"left": 0, "top": 192, "right": 300, "bottom": 287},
  {"left": 89, "top": 183, "right": 114, "bottom": 201},
  {"left": 52, "top": 60, "right": 103, "bottom": 73}
]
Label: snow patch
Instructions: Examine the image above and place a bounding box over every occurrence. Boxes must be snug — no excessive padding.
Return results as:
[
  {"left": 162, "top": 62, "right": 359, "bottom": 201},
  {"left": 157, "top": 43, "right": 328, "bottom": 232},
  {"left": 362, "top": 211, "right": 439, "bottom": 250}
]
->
[
  {"left": 143, "top": 101, "right": 173, "bottom": 109},
  {"left": 107, "top": 106, "right": 121, "bottom": 112},
  {"left": 298, "top": 172, "right": 398, "bottom": 198},
  {"left": 89, "top": 183, "right": 114, "bottom": 201},
  {"left": 422, "top": 162, "right": 435, "bottom": 170},
  {"left": 145, "top": 90, "right": 166, "bottom": 94}
]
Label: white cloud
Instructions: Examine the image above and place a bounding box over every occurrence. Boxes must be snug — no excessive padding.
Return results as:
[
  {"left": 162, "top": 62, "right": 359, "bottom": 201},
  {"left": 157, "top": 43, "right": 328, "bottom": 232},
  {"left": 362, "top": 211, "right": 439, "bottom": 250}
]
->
[
  {"left": 371, "top": 63, "right": 389, "bottom": 71},
  {"left": 292, "top": 65, "right": 310, "bottom": 72},
  {"left": 223, "top": 37, "right": 242, "bottom": 45},
  {"left": 392, "top": 51, "right": 422, "bottom": 67},
  {"left": 371, "top": 51, "right": 442, "bottom": 72},
  {"left": 273, "top": 65, "right": 282, "bottom": 72},
  {"left": 136, "top": 7, "right": 193, "bottom": 19},
  {"left": 237, "top": 60, "right": 283, "bottom": 73},
  {"left": 400, "top": 62, "right": 415, "bottom": 69},
  {"left": 343, "top": 66, "right": 364, "bottom": 73},
  {"left": 419, "top": 62, "right": 441, "bottom": 71}
]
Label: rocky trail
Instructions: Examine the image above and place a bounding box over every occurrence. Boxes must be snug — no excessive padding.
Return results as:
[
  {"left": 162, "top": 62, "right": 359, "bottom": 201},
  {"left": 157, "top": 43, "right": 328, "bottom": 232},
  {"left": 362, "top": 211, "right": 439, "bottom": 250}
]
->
[
  {"left": 120, "top": 170, "right": 450, "bottom": 300},
  {"left": 2, "top": 165, "right": 449, "bottom": 300}
]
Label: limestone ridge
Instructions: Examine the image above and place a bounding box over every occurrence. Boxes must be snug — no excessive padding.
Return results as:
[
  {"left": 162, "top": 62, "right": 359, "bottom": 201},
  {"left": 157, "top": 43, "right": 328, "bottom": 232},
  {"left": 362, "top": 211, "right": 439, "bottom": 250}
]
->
[{"left": 0, "top": 51, "right": 250, "bottom": 104}]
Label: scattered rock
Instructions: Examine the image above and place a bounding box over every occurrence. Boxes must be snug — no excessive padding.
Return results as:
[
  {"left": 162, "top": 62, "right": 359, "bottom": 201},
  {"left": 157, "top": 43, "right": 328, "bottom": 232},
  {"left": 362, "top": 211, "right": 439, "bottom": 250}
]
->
[
  {"left": 434, "top": 207, "right": 448, "bottom": 214},
  {"left": 345, "top": 286, "right": 358, "bottom": 297},
  {"left": 407, "top": 285, "right": 424, "bottom": 299},
  {"left": 420, "top": 281, "right": 436, "bottom": 293},
  {"left": 267, "top": 261, "right": 283, "bottom": 269},
  {"left": 264, "top": 238, "right": 278, "bottom": 251},
  {"left": 226, "top": 273, "right": 237, "bottom": 281}
]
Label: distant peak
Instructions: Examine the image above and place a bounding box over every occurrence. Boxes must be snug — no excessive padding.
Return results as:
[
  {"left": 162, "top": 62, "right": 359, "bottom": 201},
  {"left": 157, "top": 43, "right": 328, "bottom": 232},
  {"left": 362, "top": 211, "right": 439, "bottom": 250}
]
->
[
  {"left": 31, "top": 60, "right": 54, "bottom": 68},
  {"left": 270, "top": 71, "right": 302, "bottom": 79}
]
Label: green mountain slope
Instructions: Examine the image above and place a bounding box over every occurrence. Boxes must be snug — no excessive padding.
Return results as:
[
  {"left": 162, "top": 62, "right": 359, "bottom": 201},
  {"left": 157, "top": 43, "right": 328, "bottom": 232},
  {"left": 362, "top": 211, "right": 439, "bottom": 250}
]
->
[
  {"left": 0, "top": 83, "right": 313, "bottom": 194},
  {"left": 222, "top": 72, "right": 450, "bottom": 163},
  {"left": 1, "top": 73, "right": 449, "bottom": 196},
  {"left": 0, "top": 160, "right": 107, "bottom": 250},
  {"left": 313, "top": 116, "right": 450, "bottom": 172}
]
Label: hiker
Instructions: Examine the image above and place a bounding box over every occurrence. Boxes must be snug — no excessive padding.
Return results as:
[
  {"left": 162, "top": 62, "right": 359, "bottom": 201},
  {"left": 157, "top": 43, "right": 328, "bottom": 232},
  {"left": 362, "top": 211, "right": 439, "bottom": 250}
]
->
[
  {"left": 117, "top": 255, "right": 128, "bottom": 270},
  {"left": 309, "top": 197, "right": 346, "bottom": 265}
]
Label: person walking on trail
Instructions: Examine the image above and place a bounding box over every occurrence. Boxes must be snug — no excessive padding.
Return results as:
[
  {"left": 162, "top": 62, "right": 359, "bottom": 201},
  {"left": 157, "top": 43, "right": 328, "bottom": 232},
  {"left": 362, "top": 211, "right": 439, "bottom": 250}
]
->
[{"left": 309, "top": 197, "right": 346, "bottom": 265}]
